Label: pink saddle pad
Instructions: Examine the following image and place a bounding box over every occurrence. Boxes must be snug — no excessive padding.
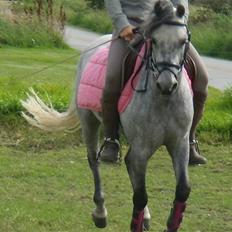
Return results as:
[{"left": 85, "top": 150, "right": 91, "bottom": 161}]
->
[
  {"left": 77, "top": 46, "right": 109, "bottom": 112},
  {"left": 77, "top": 43, "right": 192, "bottom": 114}
]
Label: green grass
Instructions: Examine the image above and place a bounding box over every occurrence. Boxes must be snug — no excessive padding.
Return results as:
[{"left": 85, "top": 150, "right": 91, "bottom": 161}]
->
[
  {"left": 0, "top": 125, "right": 232, "bottom": 231},
  {"left": 199, "top": 87, "right": 232, "bottom": 141},
  {"left": 0, "top": 46, "right": 232, "bottom": 231},
  {"left": 0, "top": 47, "right": 232, "bottom": 139},
  {"left": 0, "top": 47, "right": 79, "bottom": 116},
  {"left": 0, "top": 2, "right": 231, "bottom": 231}
]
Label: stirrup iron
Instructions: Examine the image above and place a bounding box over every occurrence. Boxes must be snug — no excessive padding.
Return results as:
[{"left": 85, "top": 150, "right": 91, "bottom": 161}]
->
[
  {"left": 190, "top": 139, "right": 200, "bottom": 154},
  {"left": 97, "top": 137, "right": 121, "bottom": 163}
]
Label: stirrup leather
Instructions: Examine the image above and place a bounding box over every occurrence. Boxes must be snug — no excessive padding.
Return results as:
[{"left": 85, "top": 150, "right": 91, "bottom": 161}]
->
[{"left": 190, "top": 139, "right": 200, "bottom": 154}]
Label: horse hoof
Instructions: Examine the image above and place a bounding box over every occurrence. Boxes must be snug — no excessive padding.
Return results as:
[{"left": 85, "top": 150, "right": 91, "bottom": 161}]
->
[
  {"left": 92, "top": 214, "right": 107, "bottom": 228},
  {"left": 144, "top": 219, "right": 150, "bottom": 231}
]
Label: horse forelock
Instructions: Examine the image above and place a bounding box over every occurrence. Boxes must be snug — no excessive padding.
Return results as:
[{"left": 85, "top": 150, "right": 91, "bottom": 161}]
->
[
  {"left": 143, "top": 0, "right": 185, "bottom": 36},
  {"left": 154, "top": 0, "right": 174, "bottom": 19}
]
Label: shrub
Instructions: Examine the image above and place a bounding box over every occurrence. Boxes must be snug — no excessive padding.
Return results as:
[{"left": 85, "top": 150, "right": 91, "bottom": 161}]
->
[
  {"left": 191, "top": 0, "right": 232, "bottom": 15},
  {"left": 0, "top": 17, "right": 66, "bottom": 48},
  {"left": 191, "top": 14, "right": 232, "bottom": 59},
  {"left": 0, "top": 0, "right": 67, "bottom": 48},
  {"left": 69, "top": 8, "right": 112, "bottom": 34},
  {"left": 189, "top": 6, "right": 215, "bottom": 24},
  {"left": 85, "top": 0, "right": 104, "bottom": 9}
]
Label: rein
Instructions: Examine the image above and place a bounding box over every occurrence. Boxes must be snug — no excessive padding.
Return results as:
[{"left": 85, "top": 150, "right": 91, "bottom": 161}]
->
[
  {"left": 19, "top": 37, "right": 119, "bottom": 80},
  {"left": 127, "top": 21, "right": 191, "bottom": 92},
  {"left": 130, "top": 40, "right": 151, "bottom": 92}
]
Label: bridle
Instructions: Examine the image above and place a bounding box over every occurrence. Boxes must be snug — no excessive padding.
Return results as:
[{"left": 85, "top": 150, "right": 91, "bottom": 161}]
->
[
  {"left": 149, "top": 21, "right": 191, "bottom": 80},
  {"left": 130, "top": 21, "right": 191, "bottom": 92}
]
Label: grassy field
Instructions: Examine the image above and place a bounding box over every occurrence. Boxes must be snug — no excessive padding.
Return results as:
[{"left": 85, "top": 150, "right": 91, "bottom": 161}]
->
[
  {"left": 0, "top": 2, "right": 232, "bottom": 231},
  {"left": 0, "top": 126, "right": 232, "bottom": 231},
  {"left": 0, "top": 48, "right": 79, "bottom": 116},
  {"left": 0, "top": 48, "right": 232, "bottom": 231},
  {"left": 0, "top": 48, "right": 232, "bottom": 137}
]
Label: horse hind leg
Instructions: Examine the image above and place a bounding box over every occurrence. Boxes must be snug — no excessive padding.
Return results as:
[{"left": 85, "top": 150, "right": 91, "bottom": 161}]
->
[
  {"left": 165, "top": 138, "right": 191, "bottom": 232},
  {"left": 78, "top": 109, "right": 107, "bottom": 228}
]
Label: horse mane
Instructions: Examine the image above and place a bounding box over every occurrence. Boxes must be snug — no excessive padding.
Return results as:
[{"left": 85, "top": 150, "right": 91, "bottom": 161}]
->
[{"left": 142, "top": 0, "right": 176, "bottom": 37}]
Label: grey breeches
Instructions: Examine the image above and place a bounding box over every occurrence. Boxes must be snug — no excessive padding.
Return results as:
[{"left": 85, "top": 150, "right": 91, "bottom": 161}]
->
[
  {"left": 103, "top": 18, "right": 141, "bottom": 99},
  {"left": 102, "top": 37, "right": 137, "bottom": 138}
]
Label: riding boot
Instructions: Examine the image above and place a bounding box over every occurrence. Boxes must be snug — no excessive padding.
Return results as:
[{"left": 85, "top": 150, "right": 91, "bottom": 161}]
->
[
  {"left": 100, "top": 90, "right": 121, "bottom": 163},
  {"left": 189, "top": 91, "right": 207, "bottom": 165}
]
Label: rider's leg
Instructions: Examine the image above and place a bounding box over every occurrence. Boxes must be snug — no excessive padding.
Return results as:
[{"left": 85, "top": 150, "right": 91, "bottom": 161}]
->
[
  {"left": 187, "top": 43, "right": 208, "bottom": 165},
  {"left": 101, "top": 37, "right": 136, "bottom": 163}
]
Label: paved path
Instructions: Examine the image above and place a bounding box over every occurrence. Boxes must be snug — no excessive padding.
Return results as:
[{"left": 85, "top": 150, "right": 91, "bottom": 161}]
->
[{"left": 64, "top": 25, "right": 232, "bottom": 90}]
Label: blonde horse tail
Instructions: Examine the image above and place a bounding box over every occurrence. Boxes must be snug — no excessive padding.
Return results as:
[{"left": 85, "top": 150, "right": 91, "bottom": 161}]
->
[{"left": 21, "top": 88, "right": 80, "bottom": 132}]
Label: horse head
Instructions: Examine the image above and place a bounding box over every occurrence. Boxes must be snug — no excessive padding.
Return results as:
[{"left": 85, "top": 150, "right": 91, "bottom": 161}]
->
[{"left": 144, "top": 0, "right": 190, "bottom": 95}]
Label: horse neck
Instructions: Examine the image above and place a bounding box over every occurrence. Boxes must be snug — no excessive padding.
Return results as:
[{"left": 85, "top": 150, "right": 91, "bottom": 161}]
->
[{"left": 176, "top": 71, "right": 192, "bottom": 97}]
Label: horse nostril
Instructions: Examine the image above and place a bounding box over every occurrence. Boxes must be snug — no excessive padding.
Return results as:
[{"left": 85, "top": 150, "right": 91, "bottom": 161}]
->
[
  {"left": 172, "top": 83, "right": 178, "bottom": 92},
  {"left": 168, "top": 83, "right": 178, "bottom": 94}
]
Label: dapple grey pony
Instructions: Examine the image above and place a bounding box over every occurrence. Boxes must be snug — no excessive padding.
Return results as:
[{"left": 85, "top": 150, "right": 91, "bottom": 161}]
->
[{"left": 21, "top": 1, "right": 193, "bottom": 231}]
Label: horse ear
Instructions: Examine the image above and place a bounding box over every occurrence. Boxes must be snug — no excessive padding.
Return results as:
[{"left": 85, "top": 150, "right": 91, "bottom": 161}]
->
[
  {"left": 154, "top": 0, "right": 163, "bottom": 18},
  {"left": 176, "top": 4, "right": 185, "bottom": 18}
]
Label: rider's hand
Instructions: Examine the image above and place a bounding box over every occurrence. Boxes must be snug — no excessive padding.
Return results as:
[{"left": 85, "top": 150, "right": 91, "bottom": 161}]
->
[{"left": 119, "top": 25, "right": 135, "bottom": 41}]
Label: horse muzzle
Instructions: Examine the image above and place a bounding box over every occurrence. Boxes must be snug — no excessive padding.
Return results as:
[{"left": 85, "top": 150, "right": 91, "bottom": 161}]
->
[{"left": 156, "top": 71, "right": 178, "bottom": 95}]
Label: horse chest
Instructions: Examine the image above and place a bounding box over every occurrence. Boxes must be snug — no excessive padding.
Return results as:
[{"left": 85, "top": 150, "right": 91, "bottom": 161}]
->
[{"left": 121, "top": 93, "right": 192, "bottom": 141}]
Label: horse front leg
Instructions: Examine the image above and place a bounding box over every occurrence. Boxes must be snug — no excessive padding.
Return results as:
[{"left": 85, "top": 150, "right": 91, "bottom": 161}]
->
[
  {"left": 80, "top": 110, "right": 107, "bottom": 228},
  {"left": 165, "top": 137, "right": 191, "bottom": 232},
  {"left": 125, "top": 147, "right": 150, "bottom": 232}
]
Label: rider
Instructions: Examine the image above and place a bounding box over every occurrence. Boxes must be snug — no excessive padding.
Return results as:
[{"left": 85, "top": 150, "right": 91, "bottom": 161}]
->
[{"left": 101, "top": 0, "right": 208, "bottom": 165}]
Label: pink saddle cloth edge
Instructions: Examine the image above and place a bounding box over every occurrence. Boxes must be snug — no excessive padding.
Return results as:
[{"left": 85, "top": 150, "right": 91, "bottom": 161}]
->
[{"left": 77, "top": 43, "right": 192, "bottom": 114}]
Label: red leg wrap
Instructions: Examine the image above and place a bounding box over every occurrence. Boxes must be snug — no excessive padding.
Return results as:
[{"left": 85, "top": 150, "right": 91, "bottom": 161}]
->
[
  {"left": 131, "top": 210, "right": 144, "bottom": 232},
  {"left": 166, "top": 201, "right": 186, "bottom": 232}
]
